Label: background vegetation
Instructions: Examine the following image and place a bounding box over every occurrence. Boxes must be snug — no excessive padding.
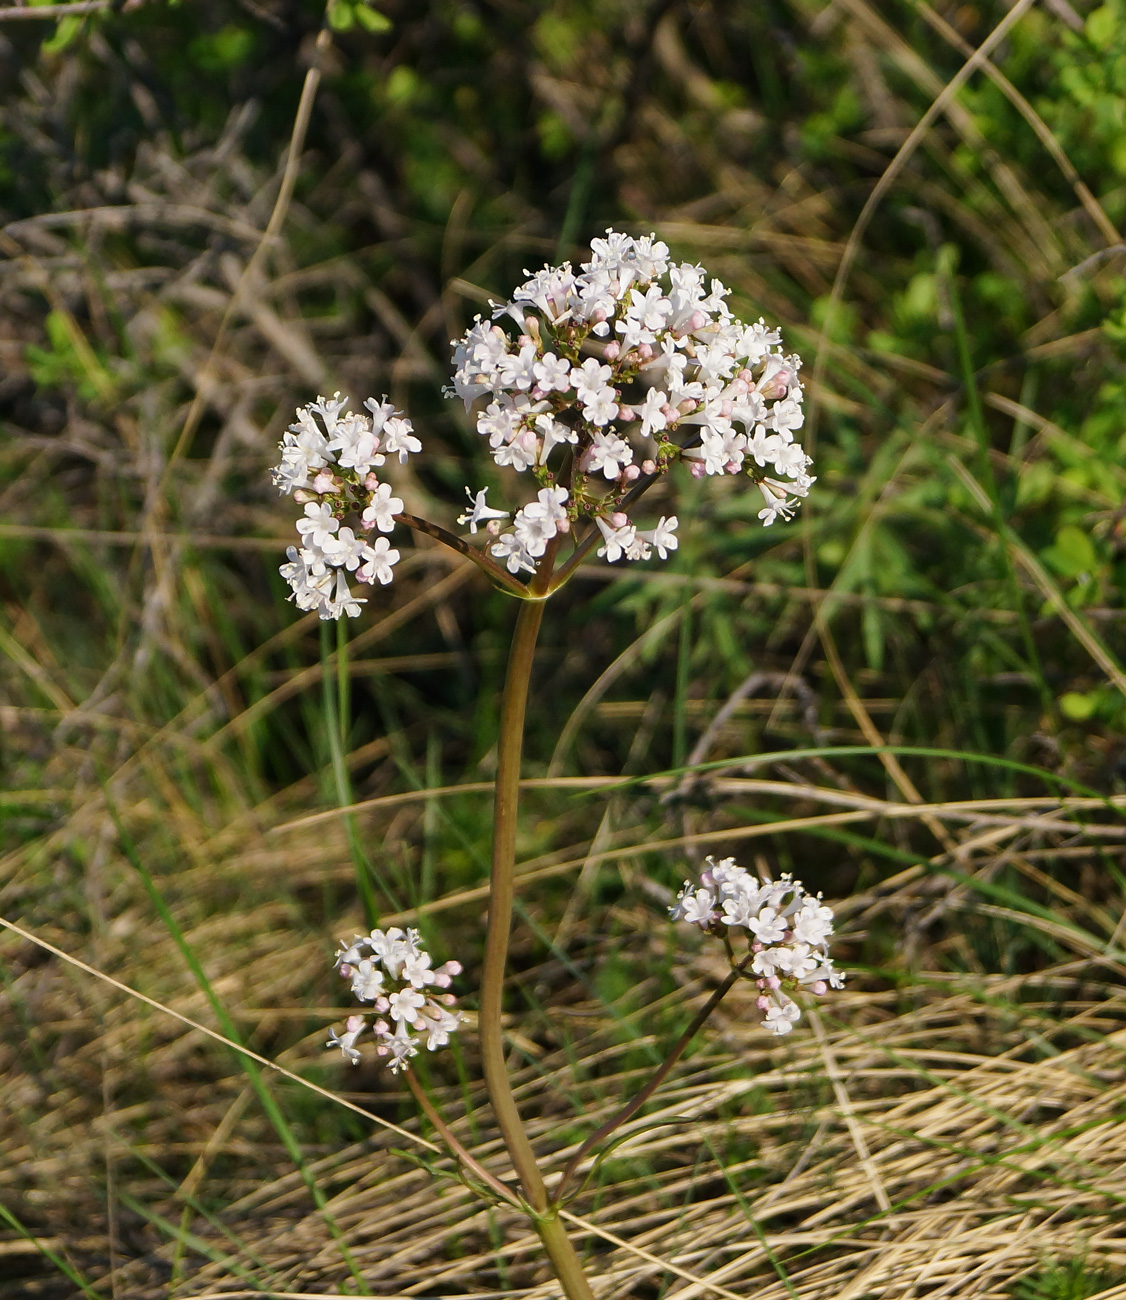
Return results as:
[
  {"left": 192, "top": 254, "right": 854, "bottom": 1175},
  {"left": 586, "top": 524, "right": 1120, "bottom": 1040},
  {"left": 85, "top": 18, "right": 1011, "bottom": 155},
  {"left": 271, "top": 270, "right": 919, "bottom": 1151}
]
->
[{"left": 2, "top": 0, "right": 1126, "bottom": 1295}]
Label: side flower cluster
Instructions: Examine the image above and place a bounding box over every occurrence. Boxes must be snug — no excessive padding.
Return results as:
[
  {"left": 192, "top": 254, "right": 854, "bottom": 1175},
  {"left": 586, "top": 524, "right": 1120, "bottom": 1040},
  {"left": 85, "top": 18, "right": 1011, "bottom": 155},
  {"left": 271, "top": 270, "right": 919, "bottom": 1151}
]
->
[
  {"left": 328, "top": 927, "right": 462, "bottom": 1072},
  {"left": 451, "top": 228, "right": 814, "bottom": 576},
  {"left": 670, "top": 858, "right": 842, "bottom": 1035},
  {"left": 270, "top": 394, "right": 418, "bottom": 619}
]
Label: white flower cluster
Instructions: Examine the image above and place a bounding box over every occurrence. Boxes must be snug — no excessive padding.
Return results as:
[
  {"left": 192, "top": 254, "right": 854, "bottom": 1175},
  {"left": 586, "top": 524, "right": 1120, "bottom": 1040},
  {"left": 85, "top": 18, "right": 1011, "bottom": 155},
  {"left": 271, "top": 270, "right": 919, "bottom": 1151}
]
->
[
  {"left": 450, "top": 229, "right": 814, "bottom": 576},
  {"left": 671, "top": 858, "right": 842, "bottom": 1035},
  {"left": 270, "top": 393, "right": 419, "bottom": 619},
  {"left": 329, "top": 927, "right": 463, "bottom": 1072}
]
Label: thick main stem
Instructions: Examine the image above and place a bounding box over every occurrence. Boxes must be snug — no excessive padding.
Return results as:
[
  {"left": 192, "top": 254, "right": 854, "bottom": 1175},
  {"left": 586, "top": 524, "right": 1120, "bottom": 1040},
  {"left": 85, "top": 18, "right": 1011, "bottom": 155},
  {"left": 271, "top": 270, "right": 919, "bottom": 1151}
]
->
[
  {"left": 478, "top": 598, "right": 597, "bottom": 1300},
  {"left": 480, "top": 598, "right": 547, "bottom": 1208}
]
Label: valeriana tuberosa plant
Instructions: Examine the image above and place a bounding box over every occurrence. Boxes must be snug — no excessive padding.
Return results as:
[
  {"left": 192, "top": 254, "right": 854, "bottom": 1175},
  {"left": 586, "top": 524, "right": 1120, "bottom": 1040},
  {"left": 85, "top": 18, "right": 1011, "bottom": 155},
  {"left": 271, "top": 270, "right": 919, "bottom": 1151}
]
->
[{"left": 269, "top": 231, "right": 838, "bottom": 1299}]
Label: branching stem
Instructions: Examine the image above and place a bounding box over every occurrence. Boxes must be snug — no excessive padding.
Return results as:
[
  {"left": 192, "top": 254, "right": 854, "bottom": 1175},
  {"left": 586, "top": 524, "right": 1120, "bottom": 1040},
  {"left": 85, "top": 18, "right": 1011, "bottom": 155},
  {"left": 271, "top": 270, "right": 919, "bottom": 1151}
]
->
[{"left": 553, "top": 954, "right": 753, "bottom": 1203}]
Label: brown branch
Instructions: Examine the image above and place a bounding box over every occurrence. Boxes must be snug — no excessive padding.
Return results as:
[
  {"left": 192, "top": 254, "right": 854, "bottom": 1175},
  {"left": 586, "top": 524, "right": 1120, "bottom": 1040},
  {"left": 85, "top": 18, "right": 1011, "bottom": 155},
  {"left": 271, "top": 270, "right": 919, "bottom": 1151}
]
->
[{"left": 0, "top": 0, "right": 115, "bottom": 18}]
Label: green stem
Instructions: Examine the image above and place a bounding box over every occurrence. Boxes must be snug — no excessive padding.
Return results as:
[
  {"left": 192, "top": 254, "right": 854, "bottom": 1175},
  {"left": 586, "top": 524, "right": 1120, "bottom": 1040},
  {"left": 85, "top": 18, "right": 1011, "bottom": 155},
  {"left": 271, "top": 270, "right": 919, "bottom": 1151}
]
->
[
  {"left": 537, "top": 1212, "right": 597, "bottom": 1300},
  {"left": 404, "top": 1070, "right": 522, "bottom": 1208},
  {"left": 553, "top": 955, "right": 751, "bottom": 1204},
  {"left": 479, "top": 598, "right": 548, "bottom": 1208},
  {"left": 478, "top": 596, "right": 597, "bottom": 1300},
  {"left": 395, "top": 512, "right": 531, "bottom": 598}
]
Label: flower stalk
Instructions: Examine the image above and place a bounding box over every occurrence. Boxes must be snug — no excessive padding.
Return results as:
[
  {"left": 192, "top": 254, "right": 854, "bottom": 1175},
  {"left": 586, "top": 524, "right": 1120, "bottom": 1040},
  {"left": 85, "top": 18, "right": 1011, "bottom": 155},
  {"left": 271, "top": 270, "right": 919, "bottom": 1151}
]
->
[{"left": 283, "top": 232, "right": 842, "bottom": 1300}]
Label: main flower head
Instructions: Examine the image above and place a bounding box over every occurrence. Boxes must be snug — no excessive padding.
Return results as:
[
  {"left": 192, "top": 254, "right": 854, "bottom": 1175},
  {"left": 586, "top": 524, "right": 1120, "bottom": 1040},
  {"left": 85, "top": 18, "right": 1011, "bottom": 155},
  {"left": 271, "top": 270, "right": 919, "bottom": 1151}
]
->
[
  {"left": 270, "top": 231, "right": 813, "bottom": 617},
  {"left": 328, "top": 927, "right": 463, "bottom": 1072},
  {"left": 452, "top": 230, "right": 814, "bottom": 573},
  {"left": 671, "top": 858, "right": 842, "bottom": 1035}
]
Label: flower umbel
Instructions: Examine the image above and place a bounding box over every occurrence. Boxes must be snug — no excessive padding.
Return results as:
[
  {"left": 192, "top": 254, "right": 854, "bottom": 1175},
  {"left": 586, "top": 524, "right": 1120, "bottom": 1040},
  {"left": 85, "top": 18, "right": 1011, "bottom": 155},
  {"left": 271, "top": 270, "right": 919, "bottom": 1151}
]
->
[
  {"left": 451, "top": 229, "right": 814, "bottom": 576},
  {"left": 671, "top": 858, "right": 842, "bottom": 1035},
  {"left": 270, "top": 231, "right": 814, "bottom": 619},
  {"left": 328, "top": 927, "right": 463, "bottom": 1072},
  {"left": 271, "top": 394, "right": 413, "bottom": 619}
]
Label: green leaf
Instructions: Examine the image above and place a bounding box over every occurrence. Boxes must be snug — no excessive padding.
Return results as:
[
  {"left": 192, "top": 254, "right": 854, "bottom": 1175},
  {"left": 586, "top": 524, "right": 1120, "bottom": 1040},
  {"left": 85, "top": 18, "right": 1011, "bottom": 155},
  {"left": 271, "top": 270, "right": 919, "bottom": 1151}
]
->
[
  {"left": 355, "top": 4, "right": 392, "bottom": 33},
  {"left": 1059, "top": 690, "right": 1097, "bottom": 721}
]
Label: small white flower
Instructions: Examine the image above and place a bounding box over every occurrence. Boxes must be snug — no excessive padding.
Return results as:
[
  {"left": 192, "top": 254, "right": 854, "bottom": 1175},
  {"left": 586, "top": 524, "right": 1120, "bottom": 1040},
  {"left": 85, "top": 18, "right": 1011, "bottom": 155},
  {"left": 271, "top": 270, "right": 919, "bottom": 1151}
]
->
[
  {"left": 358, "top": 537, "right": 400, "bottom": 585},
  {"left": 296, "top": 502, "right": 340, "bottom": 551},
  {"left": 638, "top": 516, "right": 678, "bottom": 559},
  {"left": 533, "top": 352, "right": 572, "bottom": 392},
  {"left": 382, "top": 417, "right": 421, "bottom": 463},
  {"left": 594, "top": 515, "right": 637, "bottom": 563},
  {"left": 362, "top": 482, "right": 403, "bottom": 533},
  {"left": 491, "top": 532, "right": 537, "bottom": 574},
  {"left": 680, "top": 887, "right": 717, "bottom": 927},
  {"left": 458, "top": 486, "right": 510, "bottom": 533},
  {"left": 637, "top": 388, "right": 669, "bottom": 439},
  {"left": 327, "top": 1015, "right": 367, "bottom": 1065},
  {"left": 763, "top": 999, "right": 801, "bottom": 1035},
  {"left": 586, "top": 430, "right": 634, "bottom": 479},
  {"left": 323, "top": 526, "right": 366, "bottom": 571}
]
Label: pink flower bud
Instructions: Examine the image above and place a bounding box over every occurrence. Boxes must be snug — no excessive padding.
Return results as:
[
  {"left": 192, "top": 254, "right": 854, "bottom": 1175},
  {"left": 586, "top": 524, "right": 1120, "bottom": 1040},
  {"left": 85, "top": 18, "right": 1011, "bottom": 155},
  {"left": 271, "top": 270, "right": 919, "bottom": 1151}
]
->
[
  {"left": 756, "top": 995, "right": 771, "bottom": 1010},
  {"left": 374, "top": 1019, "right": 389, "bottom": 1035},
  {"left": 346, "top": 1014, "right": 365, "bottom": 1032},
  {"left": 767, "top": 975, "right": 781, "bottom": 990},
  {"left": 293, "top": 489, "right": 315, "bottom": 504},
  {"left": 339, "top": 964, "right": 353, "bottom": 978},
  {"left": 623, "top": 464, "right": 640, "bottom": 481},
  {"left": 638, "top": 343, "right": 654, "bottom": 359},
  {"left": 364, "top": 472, "right": 380, "bottom": 490},
  {"left": 641, "top": 459, "right": 657, "bottom": 475},
  {"left": 312, "top": 471, "right": 336, "bottom": 494},
  {"left": 611, "top": 512, "right": 629, "bottom": 528},
  {"left": 486, "top": 519, "right": 504, "bottom": 535},
  {"left": 811, "top": 981, "right": 828, "bottom": 995},
  {"left": 689, "top": 461, "right": 706, "bottom": 479},
  {"left": 616, "top": 404, "right": 634, "bottom": 421},
  {"left": 689, "top": 310, "right": 707, "bottom": 332},
  {"left": 604, "top": 342, "right": 621, "bottom": 360},
  {"left": 557, "top": 517, "right": 571, "bottom": 533}
]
